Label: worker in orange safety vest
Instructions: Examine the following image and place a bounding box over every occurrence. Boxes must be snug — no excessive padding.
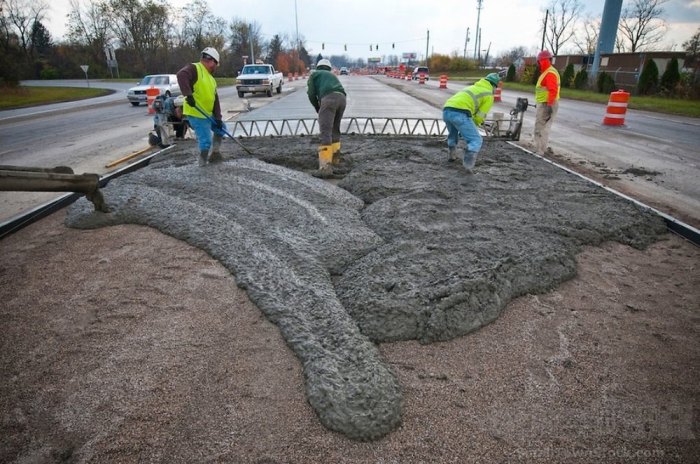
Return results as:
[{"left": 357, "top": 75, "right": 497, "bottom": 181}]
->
[{"left": 533, "top": 50, "right": 561, "bottom": 155}]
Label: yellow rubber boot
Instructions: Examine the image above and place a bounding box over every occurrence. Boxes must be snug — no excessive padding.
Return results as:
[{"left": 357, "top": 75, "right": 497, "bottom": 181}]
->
[
  {"left": 318, "top": 145, "right": 333, "bottom": 175},
  {"left": 331, "top": 142, "right": 342, "bottom": 164}
]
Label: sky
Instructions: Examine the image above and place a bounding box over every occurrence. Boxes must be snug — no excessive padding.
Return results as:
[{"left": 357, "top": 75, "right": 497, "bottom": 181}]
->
[{"left": 43, "top": 0, "right": 700, "bottom": 60}]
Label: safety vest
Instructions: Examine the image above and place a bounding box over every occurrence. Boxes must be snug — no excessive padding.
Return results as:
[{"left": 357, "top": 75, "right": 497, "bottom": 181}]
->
[
  {"left": 183, "top": 62, "right": 217, "bottom": 118},
  {"left": 443, "top": 78, "right": 494, "bottom": 125},
  {"left": 535, "top": 66, "right": 561, "bottom": 104}
]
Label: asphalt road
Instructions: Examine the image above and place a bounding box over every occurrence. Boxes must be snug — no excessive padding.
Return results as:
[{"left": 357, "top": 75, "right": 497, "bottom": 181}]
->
[{"left": 1, "top": 76, "right": 698, "bottom": 228}]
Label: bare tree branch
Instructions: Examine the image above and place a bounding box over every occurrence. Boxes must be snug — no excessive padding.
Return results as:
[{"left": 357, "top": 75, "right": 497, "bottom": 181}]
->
[
  {"left": 573, "top": 15, "right": 599, "bottom": 54},
  {"left": 619, "top": 0, "right": 668, "bottom": 52},
  {"left": 543, "top": 0, "right": 584, "bottom": 55}
]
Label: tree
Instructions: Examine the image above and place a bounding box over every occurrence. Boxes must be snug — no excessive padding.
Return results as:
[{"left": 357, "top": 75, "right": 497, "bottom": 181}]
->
[
  {"left": 562, "top": 63, "right": 575, "bottom": 88},
  {"left": 659, "top": 57, "right": 680, "bottom": 94},
  {"left": 574, "top": 15, "right": 599, "bottom": 54},
  {"left": 596, "top": 71, "right": 615, "bottom": 94},
  {"left": 683, "top": 28, "right": 700, "bottom": 88},
  {"left": 637, "top": 58, "right": 659, "bottom": 95},
  {"left": 495, "top": 46, "right": 526, "bottom": 67},
  {"left": 267, "top": 34, "right": 283, "bottom": 68},
  {"left": 229, "top": 19, "right": 264, "bottom": 72},
  {"left": 2, "top": 0, "right": 49, "bottom": 58},
  {"left": 618, "top": 0, "right": 668, "bottom": 52},
  {"left": 109, "top": 0, "right": 172, "bottom": 75},
  {"left": 506, "top": 64, "right": 516, "bottom": 82},
  {"left": 67, "top": 0, "right": 113, "bottom": 70},
  {"left": 573, "top": 69, "right": 588, "bottom": 89},
  {"left": 177, "top": 0, "right": 225, "bottom": 53},
  {"left": 542, "top": 0, "right": 584, "bottom": 55},
  {"left": 29, "top": 19, "right": 50, "bottom": 56}
]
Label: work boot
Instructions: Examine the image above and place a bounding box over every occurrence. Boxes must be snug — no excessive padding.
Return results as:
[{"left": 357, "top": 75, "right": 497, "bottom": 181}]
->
[
  {"left": 448, "top": 146, "right": 458, "bottom": 162},
  {"left": 463, "top": 151, "right": 477, "bottom": 173},
  {"left": 331, "top": 141, "right": 342, "bottom": 164},
  {"left": 318, "top": 144, "right": 333, "bottom": 176},
  {"left": 198, "top": 149, "right": 209, "bottom": 167},
  {"left": 208, "top": 135, "right": 224, "bottom": 163}
]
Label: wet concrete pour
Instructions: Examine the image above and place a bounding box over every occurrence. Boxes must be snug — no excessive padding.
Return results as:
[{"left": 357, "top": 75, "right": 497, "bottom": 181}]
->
[{"left": 65, "top": 136, "right": 666, "bottom": 440}]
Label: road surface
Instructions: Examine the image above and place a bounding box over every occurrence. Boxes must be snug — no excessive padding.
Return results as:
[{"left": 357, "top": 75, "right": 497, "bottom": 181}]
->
[{"left": 1, "top": 76, "right": 698, "bottom": 228}]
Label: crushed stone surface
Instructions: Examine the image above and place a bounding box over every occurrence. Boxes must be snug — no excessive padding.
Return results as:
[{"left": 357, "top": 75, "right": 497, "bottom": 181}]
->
[{"left": 59, "top": 136, "right": 668, "bottom": 441}]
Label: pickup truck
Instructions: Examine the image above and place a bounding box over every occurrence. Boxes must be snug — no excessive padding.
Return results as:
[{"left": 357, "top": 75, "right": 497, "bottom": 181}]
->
[{"left": 235, "top": 64, "right": 284, "bottom": 98}]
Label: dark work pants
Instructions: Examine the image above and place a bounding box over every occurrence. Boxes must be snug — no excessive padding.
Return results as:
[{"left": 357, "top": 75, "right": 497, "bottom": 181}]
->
[{"left": 318, "top": 92, "right": 346, "bottom": 145}]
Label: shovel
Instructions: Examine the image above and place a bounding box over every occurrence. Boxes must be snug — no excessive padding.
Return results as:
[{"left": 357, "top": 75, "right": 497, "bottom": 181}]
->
[{"left": 190, "top": 102, "right": 255, "bottom": 155}]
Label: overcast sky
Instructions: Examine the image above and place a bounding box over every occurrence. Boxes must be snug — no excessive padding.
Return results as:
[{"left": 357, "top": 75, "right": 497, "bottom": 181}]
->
[{"left": 44, "top": 0, "right": 700, "bottom": 60}]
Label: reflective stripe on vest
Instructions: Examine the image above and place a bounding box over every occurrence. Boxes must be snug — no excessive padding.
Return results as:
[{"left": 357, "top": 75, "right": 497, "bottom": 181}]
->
[
  {"left": 464, "top": 89, "right": 492, "bottom": 120},
  {"left": 183, "top": 62, "right": 216, "bottom": 118},
  {"left": 535, "top": 67, "right": 561, "bottom": 103}
]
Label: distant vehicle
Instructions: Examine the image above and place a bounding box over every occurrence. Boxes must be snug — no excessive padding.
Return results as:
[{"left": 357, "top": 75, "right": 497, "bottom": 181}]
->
[
  {"left": 127, "top": 74, "right": 180, "bottom": 106},
  {"left": 340, "top": 67, "right": 349, "bottom": 75},
  {"left": 235, "top": 64, "right": 284, "bottom": 98},
  {"left": 412, "top": 66, "right": 430, "bottom": 81}
]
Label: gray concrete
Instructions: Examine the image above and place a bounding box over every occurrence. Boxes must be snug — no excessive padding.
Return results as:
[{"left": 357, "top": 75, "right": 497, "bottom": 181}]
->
[{"left": 65, "top": 136, "right": 665, "bottom": 440}]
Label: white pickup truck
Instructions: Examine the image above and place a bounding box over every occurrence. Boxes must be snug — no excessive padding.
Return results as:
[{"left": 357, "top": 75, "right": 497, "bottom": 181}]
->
[{"left": 236, "top": 64, "right": 284, "bottom": 98}]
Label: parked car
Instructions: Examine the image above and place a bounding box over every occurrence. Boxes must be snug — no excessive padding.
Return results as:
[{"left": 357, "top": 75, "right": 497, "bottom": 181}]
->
[
  {"left": 412, "top": 66, "right": 430, "bottom": 80},
  {"left": 127, "top": 74, "right": 181, "bottom": 106},
  {"left": 340, "top": 67, "right": 349, "bottom": 75}
]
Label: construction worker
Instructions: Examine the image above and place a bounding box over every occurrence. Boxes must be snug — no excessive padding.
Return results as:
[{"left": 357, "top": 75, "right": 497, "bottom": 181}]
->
[
  {"left": 177, "top": 47, "right": 227, "bottom": 166},
  {"left": 533, "top": 50, "right": 560, "bottom": 155},
  {"left": 442, "top": 72, "right": 501, "bottom": 173},
  {"left": 307, "top": 58, "right": 346, "bottom": 175}
]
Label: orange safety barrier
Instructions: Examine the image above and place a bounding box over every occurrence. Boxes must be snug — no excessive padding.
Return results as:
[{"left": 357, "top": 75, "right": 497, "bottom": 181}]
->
[
  {"left": 288, "top": 73, "right": 293, "bottom": 82},
  {"left": 494, "top": 81, "right": 503, "bottom": 102},
  {"left": 146, "top": 87, "right": 160, "bottom": 114},
  {"left": 405, "top": 73, "right": 411, "bottom": 81},
  {"left": 418, "top": 73, "right": 426, "bottom": 84},
  {"left": 439, "top": 74, "right": 448, "bottom": 89},
  {"left": 294, "top": 72, "right": 299, "bottom": 80},
  {"left": 603, "top": 89, "right": 630, "bottom": 126}
]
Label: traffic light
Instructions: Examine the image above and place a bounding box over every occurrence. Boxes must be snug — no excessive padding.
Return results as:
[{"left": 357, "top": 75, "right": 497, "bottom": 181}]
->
[
  {"left": 376, "top": 44, "right": 379, "bottom": 50},
  {"left": 370, "top": 45, "right": 372, "bottom": 51},
  {"left": 322, "top": 43, "right": 325, "bottom": 50},
  {"left": 344, "top": 44, "right": 347, "bottom": 51},
  {"left": 392, "top": 43, "right": 395, "bottom": 49}
]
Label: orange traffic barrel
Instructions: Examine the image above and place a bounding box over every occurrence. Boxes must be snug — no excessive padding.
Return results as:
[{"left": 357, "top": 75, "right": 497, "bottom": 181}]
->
[
  {"left": 603, "top": 89, "right": 630, "bottom": 126},
  {"left": 419, "top": 72, "right": 426, "bottom": 84},
  {"left": 405, "top": 73, "right": 411, "bottom": 81},
  {"left": 294, "top": 72, "right": 299, "bottom": 80},
  {"left": 288, "top": 73, "right": 293, "bottom": 82},
  {"left": 494, "top": 81, "right": 503, "bottom": 102},
  {"left": 146, "top": 87, "right": 160, "bottom": 114},
  {"left": 439, "top": 74, "right": 448, "bottom": 89}
]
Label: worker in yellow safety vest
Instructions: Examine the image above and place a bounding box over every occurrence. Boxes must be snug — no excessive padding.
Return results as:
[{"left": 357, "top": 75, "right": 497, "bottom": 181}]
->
[
  {"left": 442, "top": 72, "right": 501, "bottom": 173},
  {"left": 177, "top": 47, "right": 227, "bottom": 166}
]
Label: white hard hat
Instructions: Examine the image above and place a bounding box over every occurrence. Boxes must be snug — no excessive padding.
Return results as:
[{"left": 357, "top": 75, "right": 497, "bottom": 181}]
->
[
  {"left": 201, "top": 47, "right": 220, "bottom": 64},
  {"left": 317, "top": 59, "right": 332, "bottom": 70}
]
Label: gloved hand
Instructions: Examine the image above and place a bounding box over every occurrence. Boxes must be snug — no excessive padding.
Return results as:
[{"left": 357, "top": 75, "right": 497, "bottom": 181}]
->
[
  {"left": 543, "top": 105, "right": 553, "bottom": 121},
  {"left": 186, "top": 95, "right": 195, "bottom": 107},
  {"left": 211, "top": 119, "right": 224, "bottom": 133}
]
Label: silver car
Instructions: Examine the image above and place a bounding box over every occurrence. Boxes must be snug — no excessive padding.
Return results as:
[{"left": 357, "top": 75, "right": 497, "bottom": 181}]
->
[{"left": 126, "top": 74, "right": 181, "bottom": 106}]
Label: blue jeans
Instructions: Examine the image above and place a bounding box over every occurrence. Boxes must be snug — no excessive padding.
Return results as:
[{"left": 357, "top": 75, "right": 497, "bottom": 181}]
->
[
  {"left": 187, "top": 115, "right": 227, "bottom": 151},
  {"left": 443, "top": 107, "right": 482, "bottom": 167}
]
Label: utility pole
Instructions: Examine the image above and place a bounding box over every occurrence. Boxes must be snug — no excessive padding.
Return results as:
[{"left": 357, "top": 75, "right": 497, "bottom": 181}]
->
[
  {"left": 474, "top": 0, "right": 483, "bottom": 60},
  {"left": 477, "top": 28, "right": 482, "bottom": 65},
  {"left": 249, "top": 23, "right": 255, "bottom": 64},
  {"left": 464, "top": 27, "right": 470, "bottom": 59},
  {"left": 541, "top": 9, "right": 549, "bottom": 51},
  {"left": 295, "top": 0, "right": 300, "bottom": 69},
  {"left": 425, "top": 29, "right": 430, "bottom": 66}
]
